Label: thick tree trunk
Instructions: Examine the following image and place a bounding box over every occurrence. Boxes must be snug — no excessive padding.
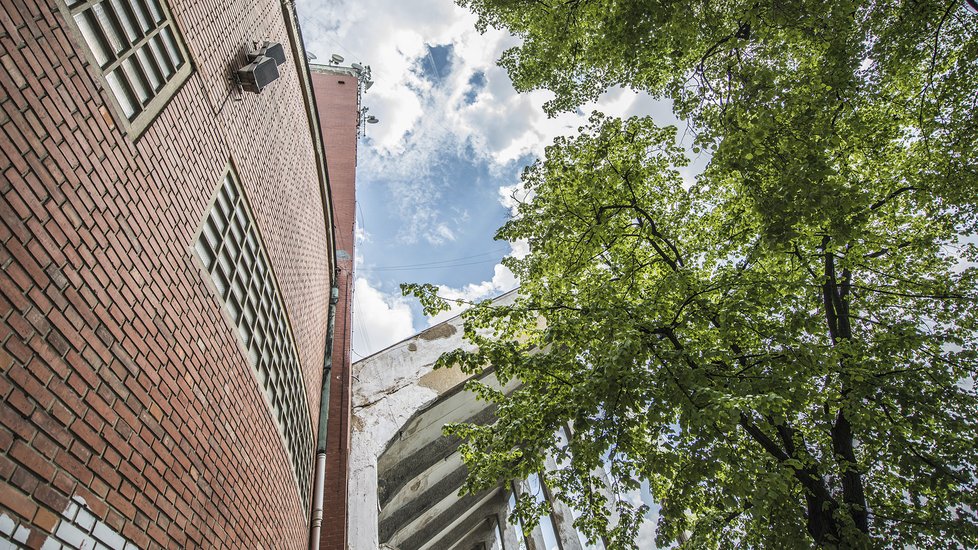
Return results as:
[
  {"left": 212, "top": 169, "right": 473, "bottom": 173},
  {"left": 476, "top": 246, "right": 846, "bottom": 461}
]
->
[
  {"left": 821, "top": 242, "right": 870, "bottom": 540},
  {"left": 739, "top": 415, "right": 844, "bottom": 545},
  {"left": 831, "top": 411, "right": 869, "bottom": 534},
  {"left": 805, "top": 491, "right": 841, "bottom": 547}
]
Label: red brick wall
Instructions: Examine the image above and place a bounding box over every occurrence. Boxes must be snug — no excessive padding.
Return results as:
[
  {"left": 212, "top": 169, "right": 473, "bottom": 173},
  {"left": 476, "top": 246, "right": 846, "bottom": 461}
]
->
[
  {"left": 310, "top": 68, "right": 358, "bottom": 550},
  {"left": 0, "top": 0, "right": 331, "bottom": 547}
]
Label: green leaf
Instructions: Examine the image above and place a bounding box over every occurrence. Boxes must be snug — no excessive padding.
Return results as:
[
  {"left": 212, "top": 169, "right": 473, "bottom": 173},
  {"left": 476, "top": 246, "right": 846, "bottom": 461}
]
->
[{"left": 429, "top": 1, "right": 978, "bottom": 547}]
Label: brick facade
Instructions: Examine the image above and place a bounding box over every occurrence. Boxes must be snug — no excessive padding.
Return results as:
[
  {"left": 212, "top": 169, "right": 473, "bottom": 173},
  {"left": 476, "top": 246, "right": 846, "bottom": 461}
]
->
[
  {"left": 0, "top": 0, "right": 335, "bottom": 547},
  {"left": 310, "top": 67, "right": 358, "bottom": 550}
]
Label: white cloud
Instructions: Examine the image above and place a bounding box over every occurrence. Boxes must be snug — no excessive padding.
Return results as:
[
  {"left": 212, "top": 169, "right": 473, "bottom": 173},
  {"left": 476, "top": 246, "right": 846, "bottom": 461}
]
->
[
  {"left": 355, "top": 226, "right": 371, "bottom": 244},
  {"left": 426, "top": 241, "right": 523, "bottom": 326},
  {"left": 297, "top": 0, "right": 679, "bottom": 248},
  {"left": 351, "top": 277, "right": 417, "bottom": 360},
  {"left": 620, "top": 484, "right": 659, "bottom": 549},
  {"left": 354, "top": 227, "right": 370, "bottom": 270},
  {"left": 432, "top": 223, "right": 457, "bottom": 244},
  {"left": 498, "top": 182, "right": 532, "bottom": 217},
  {"left": 508, "top": 238, "right": 529, "bottom": 260},
  {"left": 298, "top": 0, "right": 694, "bottom": 346}
]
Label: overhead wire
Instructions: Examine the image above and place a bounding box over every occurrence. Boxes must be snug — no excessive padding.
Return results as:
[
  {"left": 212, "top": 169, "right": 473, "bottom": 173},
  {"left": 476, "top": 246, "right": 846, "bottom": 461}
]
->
[
  {"left": 363, "top": 246, "right": 510, "bottom": 271},
  {"left": 353, "top": 294, "right": 374, "bottom": 357},
  {"left": 351, "top": 200, "right": 375, "bottom": 357},
  {"left": 367, "top": 258, "right": 504, "bottom": 272}
]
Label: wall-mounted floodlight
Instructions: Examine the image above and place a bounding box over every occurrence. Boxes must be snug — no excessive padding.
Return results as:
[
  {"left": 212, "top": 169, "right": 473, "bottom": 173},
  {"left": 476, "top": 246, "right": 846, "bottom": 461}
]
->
[
  {"left": 364, "top": 80, "right": 374, "bottom": 90},
  {"left": 235, "top": 41, "right": 286, "bottom": 94},
  {"left": 237, "top": 57, "right": 279, "bottom": 94},
  {"left": 330, "top": 53, "right": 344, "bottom": 64},
  {"left": 253, "top": 41, "right": 286, "bottom": 66},
  {"left": 366, "top": 115, "right": 379, "bottom": 124}
]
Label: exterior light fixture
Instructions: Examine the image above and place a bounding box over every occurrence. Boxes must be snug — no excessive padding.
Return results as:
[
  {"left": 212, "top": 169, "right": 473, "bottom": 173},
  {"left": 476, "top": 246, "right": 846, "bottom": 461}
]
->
[
  {"left": 358, "top": 107, "right": 379, "bottom": 137},
  {"left": 236, "top": 41, "right": 287, "bottom": 94}
]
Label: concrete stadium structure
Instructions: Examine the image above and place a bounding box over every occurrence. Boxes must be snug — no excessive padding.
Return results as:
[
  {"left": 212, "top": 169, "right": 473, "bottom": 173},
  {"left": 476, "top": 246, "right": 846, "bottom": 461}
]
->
[{"left": 348, "top": 291, "right": 602, "bottom": 550}]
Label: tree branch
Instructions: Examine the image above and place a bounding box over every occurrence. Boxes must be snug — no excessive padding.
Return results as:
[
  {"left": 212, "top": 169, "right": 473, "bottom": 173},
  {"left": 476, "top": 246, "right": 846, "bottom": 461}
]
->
[{"left": 869, "top": 186, "right": 918, "bottom": 211}]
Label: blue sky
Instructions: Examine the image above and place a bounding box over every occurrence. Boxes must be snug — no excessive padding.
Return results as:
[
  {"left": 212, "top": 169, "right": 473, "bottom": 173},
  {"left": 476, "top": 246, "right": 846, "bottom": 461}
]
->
[
  {"left": 293, "top": 0, "right": 679, "bottom": 365},
  {"left": 293, "top": 2, "right": 678, "bottom": 544}
]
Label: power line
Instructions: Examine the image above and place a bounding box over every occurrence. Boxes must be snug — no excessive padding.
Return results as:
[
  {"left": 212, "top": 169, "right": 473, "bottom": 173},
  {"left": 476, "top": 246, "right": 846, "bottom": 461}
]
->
[
  {"left": 365, "top": 247, "right": 510, "bottom": 271},
  {"left": 367, "top": 258, "right": 503, "bottom": 272},
  {"left": 356, "top": 202, "right": 366, "bottom": 236},
  {"left": 353, "top": 295, "right": 374, "bottom": 356}
]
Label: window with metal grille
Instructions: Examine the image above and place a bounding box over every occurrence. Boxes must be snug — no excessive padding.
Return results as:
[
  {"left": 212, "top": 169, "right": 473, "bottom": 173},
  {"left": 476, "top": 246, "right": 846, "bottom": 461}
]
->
[
  {"left": 194, "top": 170, "right": 314, "bottom": 511},
  {"left": 59, "top": 0, "right": 192, "bottom": 136}
]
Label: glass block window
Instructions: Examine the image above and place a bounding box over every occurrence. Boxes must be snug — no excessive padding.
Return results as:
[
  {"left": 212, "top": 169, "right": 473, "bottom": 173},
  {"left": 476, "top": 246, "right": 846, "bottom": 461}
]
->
[
  {"left": 195, "top": 171, "right": 314, "bottom": 511},
  {"left": 59, "top": 0, "right": 192, "bottom": 136}
]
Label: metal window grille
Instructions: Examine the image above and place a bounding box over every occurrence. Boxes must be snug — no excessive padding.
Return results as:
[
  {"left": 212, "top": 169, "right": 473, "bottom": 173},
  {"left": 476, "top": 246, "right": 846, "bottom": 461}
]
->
[
  {"left": 60, "top": 0, "right": 191, "bottom": 134},
  {"left": 195, "top": 172, "right": 314, "bottom": 511}
]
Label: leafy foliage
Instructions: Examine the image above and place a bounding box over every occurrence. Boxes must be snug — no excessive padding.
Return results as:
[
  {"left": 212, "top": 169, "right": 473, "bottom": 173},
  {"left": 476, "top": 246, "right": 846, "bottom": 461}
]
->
[{"left": 405, "top": 1, "right": 978, "bottom": 547}]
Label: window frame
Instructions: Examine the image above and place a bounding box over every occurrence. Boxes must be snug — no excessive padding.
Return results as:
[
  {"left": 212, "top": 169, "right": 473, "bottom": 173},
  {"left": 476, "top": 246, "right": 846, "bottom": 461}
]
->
[
  {"left": 57, "top": 0, "right": 193, "bottom": 138},
  {"left": 191, "top": 163, "right": 315, "bottom": 514}
]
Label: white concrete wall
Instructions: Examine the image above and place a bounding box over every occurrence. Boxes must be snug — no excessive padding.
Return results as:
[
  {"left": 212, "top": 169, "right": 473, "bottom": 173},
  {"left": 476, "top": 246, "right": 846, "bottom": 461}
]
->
[{"left": 347, "top": 292, "right": 518, "bottom": 550}]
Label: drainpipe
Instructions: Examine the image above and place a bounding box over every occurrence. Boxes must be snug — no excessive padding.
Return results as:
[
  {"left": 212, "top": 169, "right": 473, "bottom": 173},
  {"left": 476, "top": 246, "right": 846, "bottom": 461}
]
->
[{"left": 310, "top": 284, "right": 340, "bottom": 550}]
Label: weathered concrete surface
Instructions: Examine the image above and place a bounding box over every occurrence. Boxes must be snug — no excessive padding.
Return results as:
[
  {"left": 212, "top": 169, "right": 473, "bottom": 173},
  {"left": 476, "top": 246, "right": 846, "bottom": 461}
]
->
[
  {"left": 424, "top": 507, "right": 503, "bottom": 550},
  {"left": 513, "top": 478, "right": 548, "bottom": 550},
  {"left": 347, "top": 291, "right": 518, "bottom": 550},
  {"left": 543, "top": 455, "right": 585, "bottom": 550},
  {"left": 349, "top": 287, "right": 596, "bottom": 549},
  {"left": 378, "top": 402, "right": 498, "bottom": 509},
  {"left": 379, "top": 447, "right": 464, "bottom": 514},
  {"left": 378, "top": 464, "right": 468, "bottom": 542},
  {"left": 408, "top": 490, "right": 506, "bottom": 550}
]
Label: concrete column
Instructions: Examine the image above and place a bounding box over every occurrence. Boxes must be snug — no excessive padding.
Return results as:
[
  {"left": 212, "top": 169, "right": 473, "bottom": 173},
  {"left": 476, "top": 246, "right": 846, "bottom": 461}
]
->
[
  {"left": 512, "top": 480, "right": 547, "bottom": 550},
  {"left": 486, "top": 515, "right": 506, "bottom": 550},
  {"left": 497, "top": 504, "right": 524, "bottom": 550},
  {"left": 346, "top": 436, "right": 380, "bottom": 550},
  {"left": 541, "top": 456, "right": 584, "bottom": 550}
]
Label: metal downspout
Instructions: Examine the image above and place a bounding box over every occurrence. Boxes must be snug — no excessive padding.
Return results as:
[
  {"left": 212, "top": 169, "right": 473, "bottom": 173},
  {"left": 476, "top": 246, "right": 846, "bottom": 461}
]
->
[{"left": 310, "top": 284, "right": 340, "bottom": 549}]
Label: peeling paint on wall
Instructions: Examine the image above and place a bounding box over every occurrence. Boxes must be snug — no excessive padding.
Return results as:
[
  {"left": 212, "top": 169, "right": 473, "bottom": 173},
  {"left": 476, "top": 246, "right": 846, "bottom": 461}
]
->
[
  {"left": 418, "top": 323, "right": 457, "bottom": 341},
  {"left": 346, "top": 290, "right": 519, "bottom": 550},
  {"left": 418, "top": 365, "right": 470, "bottom": 393}
]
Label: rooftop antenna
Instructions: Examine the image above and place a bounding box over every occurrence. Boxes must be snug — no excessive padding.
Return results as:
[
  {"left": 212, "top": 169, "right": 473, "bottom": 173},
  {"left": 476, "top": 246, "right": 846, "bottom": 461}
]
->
[
  {"left": 359, "top": 107, "right": 379, "bottom": 137},
  {"left": 305, "top": 51, "right": 317, "bottom": 61},
  {"left": 354, "top": 64, "right": 373, "bottom": 94},
  {"left": 330, "top": 53, "right": 344, "bottom": 65}
]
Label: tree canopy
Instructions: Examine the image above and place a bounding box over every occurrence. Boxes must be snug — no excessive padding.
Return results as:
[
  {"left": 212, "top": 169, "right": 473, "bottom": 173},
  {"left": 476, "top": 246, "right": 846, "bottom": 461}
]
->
[{"left": 405, "top": 1, "right": 978, "bottom": 547}]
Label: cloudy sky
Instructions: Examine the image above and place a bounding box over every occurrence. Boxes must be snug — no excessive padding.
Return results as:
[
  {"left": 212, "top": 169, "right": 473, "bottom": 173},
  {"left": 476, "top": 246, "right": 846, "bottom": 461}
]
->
[
  {"left": 294, "top": 0, "right": 669, "bottom": 544},
  {"left": 294, "top": 0, "right": 682, "bottom": 363}
]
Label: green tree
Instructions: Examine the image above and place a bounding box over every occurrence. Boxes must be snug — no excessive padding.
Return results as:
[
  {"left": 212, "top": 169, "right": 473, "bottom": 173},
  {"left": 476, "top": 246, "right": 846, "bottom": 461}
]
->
[{"left": 406, "top": 1, "right": 978, "bottom": 547}]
